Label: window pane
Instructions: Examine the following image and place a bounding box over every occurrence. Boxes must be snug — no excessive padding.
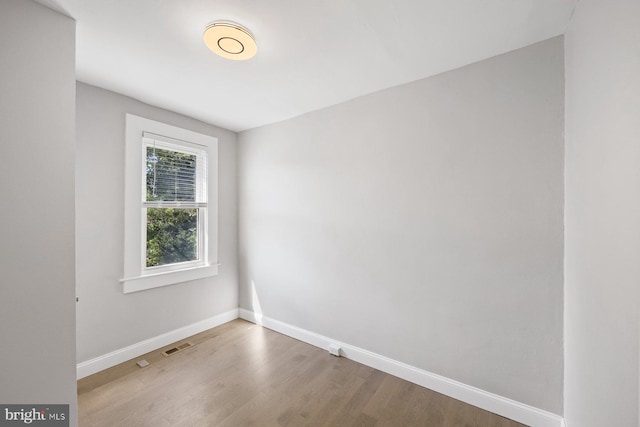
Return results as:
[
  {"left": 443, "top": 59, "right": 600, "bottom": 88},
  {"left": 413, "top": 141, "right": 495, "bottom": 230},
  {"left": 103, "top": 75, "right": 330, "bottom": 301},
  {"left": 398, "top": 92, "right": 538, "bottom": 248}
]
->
[
  {"left": 146, "top": 208, "right": 198, "bottom": 267},
  {"left": 146, "top": 147, "right": 197, "bottom": 202}
]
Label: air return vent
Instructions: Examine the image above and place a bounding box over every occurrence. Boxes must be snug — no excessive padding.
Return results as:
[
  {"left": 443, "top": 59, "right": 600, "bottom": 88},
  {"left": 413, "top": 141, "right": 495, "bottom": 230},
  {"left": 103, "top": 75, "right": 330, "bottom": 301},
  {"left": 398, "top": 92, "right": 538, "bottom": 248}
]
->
[{"left": 161, "top": 342, "right": 193, "bottom": 357}]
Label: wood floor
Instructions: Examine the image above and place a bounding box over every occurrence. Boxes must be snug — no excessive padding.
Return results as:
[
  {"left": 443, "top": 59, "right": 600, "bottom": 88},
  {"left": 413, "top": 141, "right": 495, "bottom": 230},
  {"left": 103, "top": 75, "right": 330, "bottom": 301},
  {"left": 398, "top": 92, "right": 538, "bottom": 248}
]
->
[{"left": 78, "top": 319, "right": 527, "bottom": 427}]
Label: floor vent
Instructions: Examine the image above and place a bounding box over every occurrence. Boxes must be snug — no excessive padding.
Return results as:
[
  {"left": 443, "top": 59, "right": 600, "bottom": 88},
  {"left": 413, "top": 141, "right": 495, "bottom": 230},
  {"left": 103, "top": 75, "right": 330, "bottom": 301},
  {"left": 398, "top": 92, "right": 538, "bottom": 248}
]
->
[{"left": 162, "top": 342, "right": 193, "bottom": 357}]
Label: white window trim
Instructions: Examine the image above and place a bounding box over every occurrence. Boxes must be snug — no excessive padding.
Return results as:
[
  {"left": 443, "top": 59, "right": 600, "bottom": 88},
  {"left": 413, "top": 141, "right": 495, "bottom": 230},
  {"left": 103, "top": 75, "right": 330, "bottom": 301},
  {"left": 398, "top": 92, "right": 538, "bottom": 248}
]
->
[
  {"left": 122, "top": 114, "right": 218, "bottom": 293},
  {"left": 141, "top": 136, "right": 208, "bottom": 275}
]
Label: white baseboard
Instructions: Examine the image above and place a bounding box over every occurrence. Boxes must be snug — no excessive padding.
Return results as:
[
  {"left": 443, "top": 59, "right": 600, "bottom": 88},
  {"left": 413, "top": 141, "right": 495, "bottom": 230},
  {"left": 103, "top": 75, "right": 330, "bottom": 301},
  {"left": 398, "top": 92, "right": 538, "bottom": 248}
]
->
[
  {"left": 76, "top": 308, "right": 239, "bottom": 379},
  {"left": 77, "top": 307, "right": 564, "bottom": 427},
  {"left": 238, "top": 308, "right": 564, "bottom": 427}
]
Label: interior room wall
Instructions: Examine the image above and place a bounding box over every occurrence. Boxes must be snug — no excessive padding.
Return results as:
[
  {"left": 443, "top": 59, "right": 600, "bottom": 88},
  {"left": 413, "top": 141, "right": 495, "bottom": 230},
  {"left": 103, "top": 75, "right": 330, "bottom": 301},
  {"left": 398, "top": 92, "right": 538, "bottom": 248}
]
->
[
  {"left": 75, "top": 82, "right": 239, "bottom": 364},
  {"left": 564, "top": 0, "right": 640, "bottom": 425},
  {"left": 0, "top": 0, "right": 78, "bottom": 424},
  {"left": 238, "top": 37, "right": 565, "bottom": 414}
]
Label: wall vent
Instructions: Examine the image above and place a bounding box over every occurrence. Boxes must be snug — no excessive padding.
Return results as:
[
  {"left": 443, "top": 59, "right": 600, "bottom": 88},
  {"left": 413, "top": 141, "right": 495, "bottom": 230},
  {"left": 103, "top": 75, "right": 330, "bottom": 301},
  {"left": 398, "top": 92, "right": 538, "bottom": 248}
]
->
[{"left": 162, "top": 342, "right": 193, "bottom": 357}]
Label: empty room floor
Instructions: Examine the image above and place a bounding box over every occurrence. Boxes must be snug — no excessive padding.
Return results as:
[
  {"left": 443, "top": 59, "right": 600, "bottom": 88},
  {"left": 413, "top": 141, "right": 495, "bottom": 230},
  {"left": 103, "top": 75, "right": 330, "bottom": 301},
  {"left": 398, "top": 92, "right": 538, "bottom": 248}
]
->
[{"left": 78, "top": 319, "right": 526, "bottom": 426}]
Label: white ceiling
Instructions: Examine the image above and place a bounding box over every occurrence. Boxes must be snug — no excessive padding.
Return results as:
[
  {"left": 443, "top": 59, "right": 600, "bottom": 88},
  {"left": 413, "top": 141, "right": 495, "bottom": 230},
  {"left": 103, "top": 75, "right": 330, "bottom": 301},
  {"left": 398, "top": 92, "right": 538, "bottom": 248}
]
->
[{"left": 43, "top": 0, "right": 577, "bottom": 132}]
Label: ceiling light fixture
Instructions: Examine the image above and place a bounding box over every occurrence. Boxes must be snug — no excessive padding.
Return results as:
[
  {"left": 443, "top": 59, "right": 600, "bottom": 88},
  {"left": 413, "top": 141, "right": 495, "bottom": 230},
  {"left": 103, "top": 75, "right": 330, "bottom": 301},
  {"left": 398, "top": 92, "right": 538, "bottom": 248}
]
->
[{"left": 203, "top": 21, "right": 257, "bottom": 61}]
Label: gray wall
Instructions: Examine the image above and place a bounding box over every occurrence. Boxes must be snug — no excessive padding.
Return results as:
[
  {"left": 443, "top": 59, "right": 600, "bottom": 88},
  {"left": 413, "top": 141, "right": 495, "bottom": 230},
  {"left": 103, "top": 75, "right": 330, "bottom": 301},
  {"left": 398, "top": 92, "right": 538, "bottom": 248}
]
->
[
  {"left": 0, "top": 0, "right": 78, "bottom": 425},
  {"left": 238, "top": 37, "right": 564, "bottom": 413},
  {"left": 75, "top": 83, "right": 238, "bottom": 363},
  {"left": 564, "top": 0, "right": 640, "bottom": 425}
]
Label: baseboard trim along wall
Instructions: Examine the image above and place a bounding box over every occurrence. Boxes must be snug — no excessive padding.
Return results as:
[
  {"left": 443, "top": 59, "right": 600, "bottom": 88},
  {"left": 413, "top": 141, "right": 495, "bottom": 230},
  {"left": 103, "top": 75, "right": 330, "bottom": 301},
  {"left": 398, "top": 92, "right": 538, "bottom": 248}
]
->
[
  {"left": 238, "top": 308, "right": 564, "bottom": 427},
  {"left": 76, "top": 307, "right": 564, "bottom": 426},
  {"left": 76, "top": 308, "right": 239, "bottom": 379}
]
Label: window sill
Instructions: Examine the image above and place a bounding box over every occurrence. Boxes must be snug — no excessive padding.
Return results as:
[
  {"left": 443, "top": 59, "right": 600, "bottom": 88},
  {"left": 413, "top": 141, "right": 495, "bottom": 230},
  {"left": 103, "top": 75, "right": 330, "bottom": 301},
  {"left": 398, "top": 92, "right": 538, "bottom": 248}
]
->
[{"left": 121, "top": 264, "right": 219, "bottom": 294}]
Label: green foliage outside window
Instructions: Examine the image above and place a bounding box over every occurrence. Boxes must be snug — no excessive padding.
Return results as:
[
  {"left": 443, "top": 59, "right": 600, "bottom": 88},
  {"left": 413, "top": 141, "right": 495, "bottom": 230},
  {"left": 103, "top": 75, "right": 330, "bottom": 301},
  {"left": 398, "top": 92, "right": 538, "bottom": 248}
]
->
[
  {"left": 146, "top": 208, "right": 198, "bottom": 267},
  {"left": 145, "top": 146, "right": 200, "bottom": 268}
]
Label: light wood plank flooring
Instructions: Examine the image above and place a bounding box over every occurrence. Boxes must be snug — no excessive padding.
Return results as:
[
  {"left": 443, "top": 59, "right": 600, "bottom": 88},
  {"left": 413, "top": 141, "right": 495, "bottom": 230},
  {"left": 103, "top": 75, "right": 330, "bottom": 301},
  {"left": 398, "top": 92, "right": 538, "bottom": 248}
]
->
[{"left": 78, "top": 319, "right": 527, "bottom": 427}]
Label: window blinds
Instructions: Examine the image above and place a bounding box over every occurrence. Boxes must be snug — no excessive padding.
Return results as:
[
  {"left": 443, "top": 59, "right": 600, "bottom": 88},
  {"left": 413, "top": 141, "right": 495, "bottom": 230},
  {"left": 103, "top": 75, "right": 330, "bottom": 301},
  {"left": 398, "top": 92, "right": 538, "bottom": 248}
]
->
[{"left": 142, "top": 134, "right": 207, "bottom": 206}]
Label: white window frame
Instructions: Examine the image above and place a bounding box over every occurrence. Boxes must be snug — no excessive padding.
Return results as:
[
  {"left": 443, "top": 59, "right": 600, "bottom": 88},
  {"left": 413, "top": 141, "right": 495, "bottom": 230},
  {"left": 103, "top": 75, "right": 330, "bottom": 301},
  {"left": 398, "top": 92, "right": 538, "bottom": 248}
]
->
[
  {"left": 122, "top": 114, "right": 218, "bottom": 293},
  {"left": 142, "top": 136, "right": 207, "bottom": 273}
]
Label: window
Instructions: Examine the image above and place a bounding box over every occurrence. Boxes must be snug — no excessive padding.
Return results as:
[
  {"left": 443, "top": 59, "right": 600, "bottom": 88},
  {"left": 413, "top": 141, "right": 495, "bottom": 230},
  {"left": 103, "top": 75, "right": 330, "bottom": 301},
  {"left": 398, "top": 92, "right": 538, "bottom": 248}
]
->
[
  {"left": 144, "top": 137, "right": 206, "bottom": 270},
  {"left": 122, "top": 114, "right": 218, "bottom": 293}
]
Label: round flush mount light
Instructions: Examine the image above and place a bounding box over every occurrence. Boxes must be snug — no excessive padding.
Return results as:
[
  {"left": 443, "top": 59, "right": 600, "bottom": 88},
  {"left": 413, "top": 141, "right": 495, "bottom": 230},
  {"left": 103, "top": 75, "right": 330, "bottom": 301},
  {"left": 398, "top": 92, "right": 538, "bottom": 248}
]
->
[{"left": 203, "top": 21, "right": 257, "bottom": 60}]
